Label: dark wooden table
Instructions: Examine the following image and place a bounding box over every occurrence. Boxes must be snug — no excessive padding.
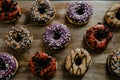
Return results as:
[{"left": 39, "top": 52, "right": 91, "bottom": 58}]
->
[{"left": 0, "top": 1, "right": 120, "bottom": 80}]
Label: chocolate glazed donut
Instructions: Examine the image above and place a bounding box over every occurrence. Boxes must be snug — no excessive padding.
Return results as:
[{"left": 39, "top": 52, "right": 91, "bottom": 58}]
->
[
  {"left": 0, "top": 0, "right": 21, "bottom": 22},
  {"left": 85, "top": 23, "right": 113, "bottom": 50},
  {"left": 30, "top": 51, "right": 57, "bottom": 79}
]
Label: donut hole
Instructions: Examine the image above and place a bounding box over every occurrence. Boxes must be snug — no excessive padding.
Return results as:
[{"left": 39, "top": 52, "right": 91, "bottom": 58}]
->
[
  {"left": 76, "top": 7, "right": 84, "bottom": 15},
  {"left": 15, "top": 35, "right": 23, "bottom": 42},
  {"left": 33, "top": 57, "right": 51, "bottom": 69},
  {"left": 1, "top": 1, "right": 12, "bottom": 12},
  {"left": 75, "top": 57, "right": 82, "bottom": 66},
  {"left": 53, "top": 30, "right": 61, "bottom": 40},
  {"left": 94, "top": 30, "right": 109, "bottom": 41},
  {"left": 38, "top": 7, "right": 46, "bottom": 14},
  {"left": 0, "top": 59, "right": 7, "bottom": 70},
  {"left": 116, "top": 9, "right": 120, "bottom": 20}
]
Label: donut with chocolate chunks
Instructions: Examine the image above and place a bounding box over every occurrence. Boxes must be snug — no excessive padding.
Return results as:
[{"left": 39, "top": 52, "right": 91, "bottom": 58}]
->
[
  {"left": 85, "top": 23, "right": 113, "bottom": 50},
  {"left": 0, "top": 0, "right": 21, "bottom": 22},
  {"left": 29, "top": 51, "right": 57, "bottom": 79}
]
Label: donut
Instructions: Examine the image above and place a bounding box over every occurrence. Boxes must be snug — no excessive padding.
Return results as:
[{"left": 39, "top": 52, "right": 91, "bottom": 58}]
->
[
  {"left": 106, "top": 50, "right": 120, "bottom": 77},
  {"left": 104, "top": 3, "right": 120, "bottom": 28},
  {"left": 65, "top": 48, "right": 91, "bottom": 76},
  {"left": 0, "top": 0, "right": 21, "bottom": 22},
  {"left": 5, "top": 26, "right": 33, "bottom": 52},
  {"left": 66, "top": 2, "right": 93, "bottom": 25},
  {"left": 30, "top": 0, "right": 55, "bottom": 25},
  {"left": 85, "top": 23, "right": 113, "bottom": 50},
  {"left": 30, "top": 51, "right": 57, "bottom": 79},
  {"left": 0, "top": 52, "right": 18, "bottom": 80},
  {"left": 43, "top": 24, "right": 71, "bottom": 49}
]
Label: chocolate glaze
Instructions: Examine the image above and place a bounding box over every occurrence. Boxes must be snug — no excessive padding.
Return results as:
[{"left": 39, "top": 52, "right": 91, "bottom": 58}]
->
[
  {"left": 32, "top": 56, "right": 51, "bottom": 72},
  {"left": 85, "top": 24, "right": 113, "bottom": 49},
  {"left": 116, "top": 8, "right": 120, "bottom": 20},
  {"left": 0, "top": 0, "right": 21, "bottom": 22},
  {"left": 94, "top": 30, "right": 109, "bottom": 41},
  {"left": 1, "top": 0, "right": 16, "bottom": 12},
  {"left": 30, "top": 52, "right": 57, "bottom": 79}
]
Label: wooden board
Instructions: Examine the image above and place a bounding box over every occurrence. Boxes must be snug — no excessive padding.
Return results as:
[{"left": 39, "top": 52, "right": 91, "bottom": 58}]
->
[{"left": 0, "top": 1, "right": 120, "bottom": 80}]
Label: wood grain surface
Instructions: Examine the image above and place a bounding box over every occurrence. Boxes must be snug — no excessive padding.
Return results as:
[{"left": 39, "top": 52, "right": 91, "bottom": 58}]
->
[{"left": 0, "top": 1, "right": 120, "bottom": 80}]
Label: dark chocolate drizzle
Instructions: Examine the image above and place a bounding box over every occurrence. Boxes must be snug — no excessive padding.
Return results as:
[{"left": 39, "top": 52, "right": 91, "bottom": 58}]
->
[
  {"left": 116, "top": 8, "right": 120, "bottom": 20},
  {"left": 67, "top": 49, "right": 90, "bottom": 75},
  {"left": 1, "top": 0, "right": 12, "bottom": 12},
  {"left": 0, "top": 0, "right": 18, "bottom": 16},
  {"left": 32, "top": 54, "right": 52, "bottom": 74},
  {"left": 94, "top": 30, "right": 109, "bottom": 41}
]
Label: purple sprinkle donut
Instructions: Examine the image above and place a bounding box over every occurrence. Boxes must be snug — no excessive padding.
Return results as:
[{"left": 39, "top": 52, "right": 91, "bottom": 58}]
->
[
  {"left": 0, "top": 52, "right": 18, "bottom": 80},
  {"left": 67, "top": 2, "right": 93, "bottom": 25},
  {"left": 43, "top": 24, "right": 70, "bottom": 49}
]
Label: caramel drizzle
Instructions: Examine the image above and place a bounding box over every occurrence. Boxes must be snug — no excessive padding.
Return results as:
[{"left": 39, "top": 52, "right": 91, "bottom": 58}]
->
[
  {"left": 106, "top": 7, "right": 120, "bottom": 27},
  {"left": 107, "top": 8, "right": 118, "bottom": 12},
  {"left": 113, "top": 20, "right": 119, "bottom": 27},
  {"left": 68, "top": 49, "right": 91, "bottom": 75}
]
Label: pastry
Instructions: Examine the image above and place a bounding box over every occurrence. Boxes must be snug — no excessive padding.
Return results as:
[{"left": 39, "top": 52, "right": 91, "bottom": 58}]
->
[{"left": 43, "top": 24, "right": 71, "bottom": 49}]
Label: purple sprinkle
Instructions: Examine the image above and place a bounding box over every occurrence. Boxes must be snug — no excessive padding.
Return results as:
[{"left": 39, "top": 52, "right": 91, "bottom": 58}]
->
[
  {"left": 43, "top": 24, "right": 71, "bottom": 49},
  {"left": 67, "top": 2, "right": 93, "bottom": 24}
]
